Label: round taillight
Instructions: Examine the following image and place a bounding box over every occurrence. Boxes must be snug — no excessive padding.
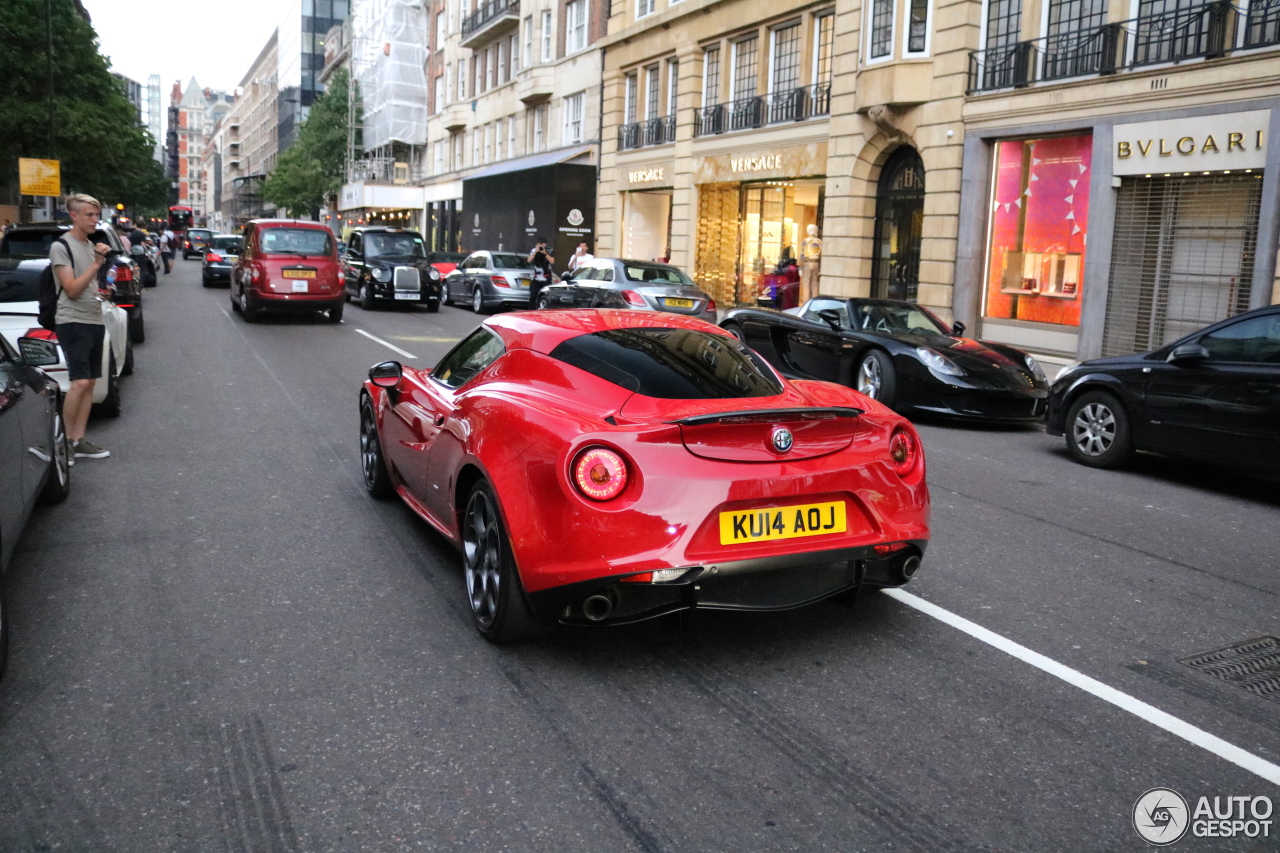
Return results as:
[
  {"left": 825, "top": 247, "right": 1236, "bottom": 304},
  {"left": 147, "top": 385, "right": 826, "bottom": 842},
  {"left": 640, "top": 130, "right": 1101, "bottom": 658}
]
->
[
  {"left": 572, "top": 447, "right": 628, "bottom": 501},
  {"left": 889, "top": 428, "right": 919, "bottom": 477}
]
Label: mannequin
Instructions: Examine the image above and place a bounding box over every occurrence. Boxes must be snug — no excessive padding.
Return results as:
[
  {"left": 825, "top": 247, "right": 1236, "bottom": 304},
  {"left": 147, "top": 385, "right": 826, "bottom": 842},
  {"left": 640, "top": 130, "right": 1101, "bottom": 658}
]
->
[{"left": 800, "top": 224, "right": 823, "bottom": 303}]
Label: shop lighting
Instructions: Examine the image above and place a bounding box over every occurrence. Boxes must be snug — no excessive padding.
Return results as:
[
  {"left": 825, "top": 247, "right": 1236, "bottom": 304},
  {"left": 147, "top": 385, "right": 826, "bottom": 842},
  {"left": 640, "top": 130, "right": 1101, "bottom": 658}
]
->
[
  {"left": 1145, "top": 174, "right": 1152, "bottom": 177},
  {"left": 1183, "top": 172, "right": 1190, "bottom": 176},
  {"left": 1203, "top": 171, "right": 1210, "bottom": 175},
  {"left": 1245, "top": 169, "right": 1253, "bottom": 173}
]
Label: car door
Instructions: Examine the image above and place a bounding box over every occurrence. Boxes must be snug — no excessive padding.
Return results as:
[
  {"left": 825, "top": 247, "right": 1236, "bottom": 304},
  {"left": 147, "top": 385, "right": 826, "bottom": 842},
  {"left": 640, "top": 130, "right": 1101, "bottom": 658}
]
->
[
  {"left": 0, "top": 339, "right": 37, "bottom": 568},
  {"left": 344, "top": 233, "right": 364, "bottom": 293},
  {"left": 1143, "top": 312, "right": 1280, "bottom": 469},
  {"left": 779, "top": 298, "right": 848, "bottom": 381},
  {"left": 564, "top": 265, "right": 600, "bottom": 307}
]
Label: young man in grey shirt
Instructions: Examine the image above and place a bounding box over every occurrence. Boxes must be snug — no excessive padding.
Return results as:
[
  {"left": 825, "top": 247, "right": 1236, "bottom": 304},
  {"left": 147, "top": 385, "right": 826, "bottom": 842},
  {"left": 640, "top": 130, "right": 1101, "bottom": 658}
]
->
[{"left": 50, "top": 193, "right": 112, "bottom": 459}]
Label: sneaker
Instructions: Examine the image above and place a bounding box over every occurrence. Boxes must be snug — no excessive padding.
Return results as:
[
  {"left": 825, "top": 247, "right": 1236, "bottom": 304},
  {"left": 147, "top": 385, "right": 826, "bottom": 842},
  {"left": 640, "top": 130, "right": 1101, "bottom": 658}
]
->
[{"left": 73, "top": 439, "right": 110, "bottom": 459}]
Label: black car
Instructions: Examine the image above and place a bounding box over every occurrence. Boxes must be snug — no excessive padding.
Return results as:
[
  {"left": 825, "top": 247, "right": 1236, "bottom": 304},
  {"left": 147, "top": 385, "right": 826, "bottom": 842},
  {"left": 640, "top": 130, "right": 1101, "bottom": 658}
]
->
[
  {"left": 722, "top": 296, "right": 1049, "bottom": 422},
  {"left": 183, "top": 228, "right": 214, "bottom": 259},
  {"left": 0, "top": 333, "right": 71, "bottom": 680},
  {"left": 1046, "top": 305, "right": 1280, "bottom": 473},
  {"left": 201, "top": 234, "right": 242, "bottom": 287},
  {"left": 341, "top": 227, "right": 442, "bottom": 311}
]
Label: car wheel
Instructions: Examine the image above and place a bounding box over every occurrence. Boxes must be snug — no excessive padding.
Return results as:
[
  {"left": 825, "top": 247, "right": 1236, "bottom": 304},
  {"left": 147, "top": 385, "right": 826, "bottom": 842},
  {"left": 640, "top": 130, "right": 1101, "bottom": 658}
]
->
[
  {"left": 537, "top": 292, "right": 551, "bottom": 310},
  {"left": 344, "top": 289, "right": 352, "bottom": 303},
  {"left": 443, "top": 284, "right": 454, "bottom": 306},
  {"left": 463, "top": 481, "right": 547, "bottom": 642},
  {"left": 856, "top": 349, "right": 897, "bottom": 408},
  {"left": 129, "top": 315, "right": 145, "bottom": 345},
  {"left": 328, "top": 302, "right": 344, "bottom": 323},
  {"left": 93, "top": 353, "right": 121, "bottom": 418},
  {"left": 0, "top": 583, "right": 8, "bottom": 682},
  {"left": 202, "top": 273, "right": 212, "bottom": 287},
  {"left": 1065, "top": 390, "right": 1133, "bottom": 469},
  {"left": 241, "top": 290, "right": 258, "bottom": 323},
  {"left": 359, "top": 396, "right": 393, "bottom": 498},
  {"left": 426, "top": 298, "right": 440, "bottom": 313},
  {"left": 471, "top": 287, "right": 486, "bottom": 314},
  {"left": 121, "top": 336, "right": 135, "bottom": 376},
  {"left": 38, "top": 407, "right": 71, "bottom": 505},
  {"left": 360, "top": 282, "right": 377, "bottom": 310},
  {"left": 722, "top": 321, "right": 746, "bottom": 342},
  {"left": 230, "top": 288, "right": 242, "bottom": 312}
]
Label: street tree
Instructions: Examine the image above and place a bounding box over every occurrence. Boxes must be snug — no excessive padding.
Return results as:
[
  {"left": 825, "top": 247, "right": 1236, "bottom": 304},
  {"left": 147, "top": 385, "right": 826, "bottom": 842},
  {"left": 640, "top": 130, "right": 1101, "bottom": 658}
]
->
[{"left": 263, "top": 69, "right": 358, "bottom": 219}]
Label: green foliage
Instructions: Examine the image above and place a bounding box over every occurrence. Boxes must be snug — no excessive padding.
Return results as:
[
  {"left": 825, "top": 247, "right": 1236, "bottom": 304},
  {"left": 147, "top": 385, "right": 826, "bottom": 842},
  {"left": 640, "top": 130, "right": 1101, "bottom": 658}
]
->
[
  {"left": 0, "top": 0, "right": 169, "bottom": 209},
  {"left": 262, "top": 69, "right": 358, "bottom": 219}
]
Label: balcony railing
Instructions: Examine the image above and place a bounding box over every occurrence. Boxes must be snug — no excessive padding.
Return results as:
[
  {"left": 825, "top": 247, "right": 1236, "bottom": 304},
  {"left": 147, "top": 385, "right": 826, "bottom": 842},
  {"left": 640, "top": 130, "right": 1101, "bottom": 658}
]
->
[
  {"left": 968, "top": 1, "right": 1278, "bottom": 93},
  {"left": 618, "top": 115, "right": 676, "bottom": 150},
  {"left": 693, "top": 84, "right": 831, "bottom": 137},
  {"left": 461, "top": 0, "right": 520, "bottom": 45}
]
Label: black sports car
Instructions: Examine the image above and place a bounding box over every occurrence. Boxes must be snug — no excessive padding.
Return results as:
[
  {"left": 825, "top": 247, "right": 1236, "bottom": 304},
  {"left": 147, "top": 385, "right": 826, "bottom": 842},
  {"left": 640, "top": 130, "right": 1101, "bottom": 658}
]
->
[
  {"left": 341, "top": 227, "right": 443, "bottom": 311},
  {"left": 721, "top": 297, "right": 1049, "bottom": 422},
  {"left": 1046, "top": 304, "right": 1280, "bottom": 473}
]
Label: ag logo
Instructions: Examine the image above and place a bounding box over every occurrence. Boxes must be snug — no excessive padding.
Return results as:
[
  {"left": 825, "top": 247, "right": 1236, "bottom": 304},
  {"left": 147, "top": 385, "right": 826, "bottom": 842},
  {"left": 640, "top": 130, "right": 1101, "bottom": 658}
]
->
[
  {"left": 1133, "top": 788, "right": 1189, "bottom": 846},
  {"left": 567, "top": 208, "right": 584, "bottom": 226},
  {"left": 771, "top": 428, "right": 794, "bottom": 453},
  {"left": 473, "top": 213, "right": 480, "bottom": 228},
  {"left": 632, "top": 211, "right": 647, "bottom": 229},
  {"left": 528, "top": 210, "right": 536, "bottom": 226}
]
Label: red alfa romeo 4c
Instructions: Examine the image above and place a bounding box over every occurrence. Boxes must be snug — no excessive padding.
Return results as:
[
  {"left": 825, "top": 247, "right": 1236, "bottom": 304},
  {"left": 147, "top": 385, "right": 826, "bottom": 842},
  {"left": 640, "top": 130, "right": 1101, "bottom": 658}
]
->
[{"left": 359, "top": 310, "right": 930, "bottom": 641}]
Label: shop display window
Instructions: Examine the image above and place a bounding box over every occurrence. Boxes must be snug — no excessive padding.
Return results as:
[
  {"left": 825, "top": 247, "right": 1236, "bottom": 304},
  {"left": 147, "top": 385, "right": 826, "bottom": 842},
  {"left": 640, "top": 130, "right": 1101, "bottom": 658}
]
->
[{"left": 984, "top": 134, "right": 1092, "bottom": 326}]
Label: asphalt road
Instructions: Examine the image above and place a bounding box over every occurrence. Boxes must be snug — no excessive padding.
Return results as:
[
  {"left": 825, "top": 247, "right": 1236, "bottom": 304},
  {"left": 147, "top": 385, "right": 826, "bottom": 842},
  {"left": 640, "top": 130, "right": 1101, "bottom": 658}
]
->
[{"left": 1, "top": 258, "right": 1277, "bottom": 852}]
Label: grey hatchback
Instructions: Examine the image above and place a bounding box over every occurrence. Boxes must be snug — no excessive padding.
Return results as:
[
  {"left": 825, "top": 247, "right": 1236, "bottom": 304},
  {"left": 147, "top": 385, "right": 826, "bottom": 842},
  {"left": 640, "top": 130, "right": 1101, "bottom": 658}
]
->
[{"left": 537, "top": 258, "right": 717, "bottom": 323}]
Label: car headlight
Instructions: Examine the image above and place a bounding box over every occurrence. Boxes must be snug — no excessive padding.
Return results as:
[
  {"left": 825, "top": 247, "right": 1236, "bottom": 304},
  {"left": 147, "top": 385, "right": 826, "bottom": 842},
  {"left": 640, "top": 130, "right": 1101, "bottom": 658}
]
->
[
  {"left": 372, "top": 268, "right": 390, "bottom": 282},
  {"left": 1024, "top": 354, "right": 1047, "bottom": 382},
  {"left": 916, "top": 347, "right": 965, "bottom": 376},
  {"left": 428, "top": 267, "right": 440, "bottom": 280}
]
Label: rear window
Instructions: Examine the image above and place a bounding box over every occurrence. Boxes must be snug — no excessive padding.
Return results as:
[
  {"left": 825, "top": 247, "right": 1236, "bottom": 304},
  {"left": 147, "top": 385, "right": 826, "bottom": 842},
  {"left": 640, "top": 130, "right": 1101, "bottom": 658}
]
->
[
  {"left": 490, "top": 253, "right": 533, "bottom": 270},
  {"left": 259, "top": 227, "right": 333, "bottom": 257},
  {"left": 212, "top": 236, "right": 242, "bottom": 251},
  {"left": 2, "top": 230, "right": 67, "bottom": 257},
  {"left": 0, "top": 276, "right": 41, "bottom": 303},
  {"left": 188, "top": 229, "right": 213, "bottom": 240},
  {"left": 550, "top": 328, "right": 783, "bottom": 399},
  {"left": 623, "top": 263, "right": 692, "bottom": 286}
]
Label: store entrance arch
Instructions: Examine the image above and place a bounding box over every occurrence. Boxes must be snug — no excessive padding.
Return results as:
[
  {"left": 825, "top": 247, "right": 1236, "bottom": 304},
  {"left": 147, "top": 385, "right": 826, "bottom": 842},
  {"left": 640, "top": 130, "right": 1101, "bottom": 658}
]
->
[{"left": 872, "top": 147, "right": 925, "bottom": 301}]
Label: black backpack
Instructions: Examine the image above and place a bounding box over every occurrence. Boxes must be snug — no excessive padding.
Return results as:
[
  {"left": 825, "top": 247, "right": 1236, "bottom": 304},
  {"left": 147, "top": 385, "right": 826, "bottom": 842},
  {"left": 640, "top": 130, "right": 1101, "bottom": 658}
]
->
[{"left": 37, "top": 236, "right": 72, "bottom": 330}]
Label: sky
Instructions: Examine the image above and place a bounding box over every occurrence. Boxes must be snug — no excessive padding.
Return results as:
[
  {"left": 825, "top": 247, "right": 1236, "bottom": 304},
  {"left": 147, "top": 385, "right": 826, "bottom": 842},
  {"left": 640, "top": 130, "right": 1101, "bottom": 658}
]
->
[{"left": 83, "top": 0, "right": 291, "bottom": 98}]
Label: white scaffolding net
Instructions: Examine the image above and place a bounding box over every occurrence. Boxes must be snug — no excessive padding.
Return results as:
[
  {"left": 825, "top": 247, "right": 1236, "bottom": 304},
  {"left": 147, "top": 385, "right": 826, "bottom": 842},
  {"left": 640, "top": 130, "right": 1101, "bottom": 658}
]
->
[{"left": 352, "top": 0, "right": 429, "bottom": 149}]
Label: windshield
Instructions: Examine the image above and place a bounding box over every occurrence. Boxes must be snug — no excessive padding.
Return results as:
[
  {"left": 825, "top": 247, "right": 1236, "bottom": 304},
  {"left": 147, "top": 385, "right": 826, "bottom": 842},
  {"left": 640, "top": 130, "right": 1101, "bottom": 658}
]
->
[
  {"left": 550, "top": 328, "right": 783, "bottom": 399},
  {"left": 212, "top": 236, "right": 242, "bottom": 251},
  {"left": 490, "top": 253, "right": 533, "bottom": 270},
  {"left": 260, "top": 227, "right": 333, "bottom": 256},
  {"left": 365, "top": 232, "right": 426, "bottom": 258},
  {"left": 623, "top": 263, "right": 693, "bottom": 286},
  {"left": 848, "top": 300, "right": 950, "bottom": 335}
]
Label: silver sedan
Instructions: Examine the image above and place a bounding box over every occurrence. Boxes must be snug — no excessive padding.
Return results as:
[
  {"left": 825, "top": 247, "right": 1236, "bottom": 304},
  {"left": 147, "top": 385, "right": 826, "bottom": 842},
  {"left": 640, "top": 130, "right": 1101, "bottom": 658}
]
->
[{"left": 537, "top": 258, "right": 716, "bottom": 323}]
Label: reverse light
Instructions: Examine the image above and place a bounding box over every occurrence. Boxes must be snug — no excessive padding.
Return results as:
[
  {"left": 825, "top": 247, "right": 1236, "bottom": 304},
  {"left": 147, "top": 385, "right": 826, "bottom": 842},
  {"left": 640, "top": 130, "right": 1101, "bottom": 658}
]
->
[
  {"left": 916, "top": 347, "right": 964, "bottom": 376},
  {"left": 622, "top": 289, "right": 646, "bottom": 306},
  {"left": 572, "top": 446, "right": 629, "bottom": 501},
  {"left": 206, "top": 252, "right": 224, "bottom": 263},
  {"left": 889, "top": 428, "right": 919, "bottom": 477}
]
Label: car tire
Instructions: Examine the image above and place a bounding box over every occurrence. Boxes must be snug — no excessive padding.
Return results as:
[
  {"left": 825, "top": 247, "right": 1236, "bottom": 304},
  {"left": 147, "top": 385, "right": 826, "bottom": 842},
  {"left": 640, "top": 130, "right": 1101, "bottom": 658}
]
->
[
  {"left": 202, "top": 273, "right": 212, "bottom": 287},
  {"left": 472, "top": 287, "right": 487, "bottom": 314},
  {"left": 443, "top": 284, "right": 454, "bottom": 306},
  {"left": 722, "top": 321, "right": 746, "bottom": 342},
  {"left": 1065, "top": 390, "right": 1133, "bottom": 469},
  {"left": 230, "top": 288, "right": 242, "bottom": 312},
  {"left": 328, "top": 302, "right": 344, "bottom": 323},
  {"left": 129, "top": 315, "right": 144, "bottom": 345},
  {"left": 0, "top": 583, "right": 8, "bottom": 683},
  {"left": 463, "top": 481, "right": 548, "bottom": 643},
  {"left": 121, "top": 336, "right": 135, "bottom": 376},
  {"left": 856, "top": 349, "right": 897, "bottom": 409},
  {"left": 241, "top": 290, "right": 258, "bottom": 323},
  {"left": 537, "top": 292, "right": 551, "bottom": 310},
  {"left": 360, "top": 282, "right": 377, "bottom": 311},
  {"left": 93, "top": 353, "right": 121, "bottom": 418},
  {"left": 359, "top": 395, "right": 394, "bottom": 499},
  {"left": 38, "top": 407, "right": 71, "bottom": 505},
  {"left": 426, "top": 298, "right": 440, "bottom": 313}
]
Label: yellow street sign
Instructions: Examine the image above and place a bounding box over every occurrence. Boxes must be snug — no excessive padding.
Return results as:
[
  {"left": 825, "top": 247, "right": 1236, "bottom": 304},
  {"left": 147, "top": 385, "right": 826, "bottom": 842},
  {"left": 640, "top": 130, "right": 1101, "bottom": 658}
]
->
[{"left": 18, "top": 158, "right": 61, "bottom": 197}]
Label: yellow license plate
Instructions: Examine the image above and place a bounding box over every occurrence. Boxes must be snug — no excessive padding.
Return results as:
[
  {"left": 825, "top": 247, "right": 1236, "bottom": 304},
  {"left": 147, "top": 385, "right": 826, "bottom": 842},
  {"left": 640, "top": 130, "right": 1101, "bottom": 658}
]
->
[
  {"left": 719, "top": 501, "right": 846, "bottom": 545},
  {"left": 665, "top": 298, "right": 694, "bottom": 308},
  {"left": 282, "top": 269, "right": 315, "bottom": 279}
]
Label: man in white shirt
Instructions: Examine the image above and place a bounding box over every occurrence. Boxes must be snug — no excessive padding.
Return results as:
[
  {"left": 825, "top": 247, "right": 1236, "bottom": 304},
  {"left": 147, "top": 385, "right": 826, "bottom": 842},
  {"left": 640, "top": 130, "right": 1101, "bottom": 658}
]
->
[
  {"left": 160, "top": 229, "right": 175, "bottom": 274},
  {"left": 566, "top": 241, "right": 594, "bottom": 274}
]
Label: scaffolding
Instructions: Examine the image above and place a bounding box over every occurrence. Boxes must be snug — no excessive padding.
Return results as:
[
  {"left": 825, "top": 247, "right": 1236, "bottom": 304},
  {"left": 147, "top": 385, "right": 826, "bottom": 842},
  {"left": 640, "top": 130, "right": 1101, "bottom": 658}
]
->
[{"left": 348, "top": 0, "right": 429, "bottom": 185}]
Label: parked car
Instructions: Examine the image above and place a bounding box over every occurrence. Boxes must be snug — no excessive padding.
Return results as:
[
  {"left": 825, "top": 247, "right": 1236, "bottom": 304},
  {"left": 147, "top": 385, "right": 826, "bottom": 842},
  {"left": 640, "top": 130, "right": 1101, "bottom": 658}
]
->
[
  {"left": 0, "top": 333, "right": 72, "bottom": 680},
  {"left": 442, "top": 251, "right": 536, "bottom": 313},
  {"left": 757, "top": 259, "right": 801, "bottom": 310},
  {"left": 1046, "top": 304, "right": 1280, "bottom": 473},
  {"left": 358, "top": 309, "right": 929, "bottom": 641},
  {"left": 183, "top": 228, "right": 214, "bottom": 259},
  {"left": 340, "top": 227, "right": 442, "bottom": 311},
  {"left": 428, "top": 251, "right": 469, "bottom": 278},
  {"left": 230, "top": 219, "right": 344, "bottom": 323},
  {"left": 2, "top": 222, "right": 145, "bottom": 344},
  {"left": 722, "top": 296, "right": 1050, "bottom": 422},
  {"left": 201, "top": 234, "right": 242, "bottom": 287},
  {"left": 538, "top": 258, "right": 718, "bottom": 323}
]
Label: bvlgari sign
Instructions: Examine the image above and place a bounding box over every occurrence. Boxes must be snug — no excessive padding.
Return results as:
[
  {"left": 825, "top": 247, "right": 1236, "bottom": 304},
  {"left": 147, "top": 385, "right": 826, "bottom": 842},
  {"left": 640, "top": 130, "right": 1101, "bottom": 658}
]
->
[{"left": 1113, "top": 110, "right": 1270, "bottom": 176}]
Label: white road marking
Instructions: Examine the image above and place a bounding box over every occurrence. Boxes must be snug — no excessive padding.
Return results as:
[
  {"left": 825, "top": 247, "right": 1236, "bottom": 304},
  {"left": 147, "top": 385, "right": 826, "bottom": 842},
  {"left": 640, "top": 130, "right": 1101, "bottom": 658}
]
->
[
  {"left": 883, "top": 588, "right": 1280, "bottom": 786},
  {"left": 354, "top": 328, "right": 418, "bottom": 360},
  {"left": 220, "top": 308, "right": 230, "bottom": 320}
]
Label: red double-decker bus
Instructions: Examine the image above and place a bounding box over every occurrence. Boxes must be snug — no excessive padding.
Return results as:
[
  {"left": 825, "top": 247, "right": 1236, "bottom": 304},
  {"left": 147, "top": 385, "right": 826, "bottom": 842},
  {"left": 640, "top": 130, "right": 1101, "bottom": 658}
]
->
[{"left": 168, "top": 205, "right": 193, "bottom": 235}]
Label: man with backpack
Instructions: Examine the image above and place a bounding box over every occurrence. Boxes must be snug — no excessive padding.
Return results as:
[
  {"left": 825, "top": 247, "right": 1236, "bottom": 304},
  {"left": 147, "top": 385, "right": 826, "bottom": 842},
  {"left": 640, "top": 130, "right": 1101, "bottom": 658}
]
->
[{"left": 48, "top": 193, "right": 112, "bottom": 459}]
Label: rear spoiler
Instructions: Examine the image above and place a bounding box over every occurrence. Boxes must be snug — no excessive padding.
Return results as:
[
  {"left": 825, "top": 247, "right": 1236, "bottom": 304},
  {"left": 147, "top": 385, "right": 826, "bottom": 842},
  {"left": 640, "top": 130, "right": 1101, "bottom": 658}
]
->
[{"left": 668, "top": 406, "right": 864, "bottom": 426}]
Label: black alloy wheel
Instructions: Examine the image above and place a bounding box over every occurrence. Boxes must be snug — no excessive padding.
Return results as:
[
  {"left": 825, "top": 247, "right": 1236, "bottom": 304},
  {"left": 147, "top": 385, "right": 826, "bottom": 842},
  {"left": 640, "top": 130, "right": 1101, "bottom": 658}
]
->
[
  {"left": 443, "top": 282, "right": 454, "bottom": 306},
  {"left": 129, "top": 314, "right": 145, "bottom": 345},
  {"left": 39, "top": 406, "right": 71, "bottom": 504},
  {"left": 121, "top": 336, "right": 134, "bottom": 376},
  {"left": 426, "top": 298, "right": 440, "bottom": 314},
  {"left": 94, "top": 352, "right": 121, "bottom": 418},
  {"left": 1065, "top": 390, "right": 1133, "bottom": 469},
  {"left": 201, "top": 272, "right": 212, "bottom": 288},
  {"left": 359, "top": 396, "right": 393, "bottom": 498},
  {"left": 462, "top": 482, "right": 547, "bottom": 643},
  {"left": 856, "top": 349, "right": 897, "bottom": 408},
  {"left": 360, "top": 281, "right": 377, "bottom": 311}
]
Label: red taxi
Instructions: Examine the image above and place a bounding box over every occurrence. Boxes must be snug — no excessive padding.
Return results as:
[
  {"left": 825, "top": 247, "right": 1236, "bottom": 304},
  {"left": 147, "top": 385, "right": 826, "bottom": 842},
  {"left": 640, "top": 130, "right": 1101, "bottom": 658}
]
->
[{"left": 230, "top": 220, "right": 344, "bottom": 323}]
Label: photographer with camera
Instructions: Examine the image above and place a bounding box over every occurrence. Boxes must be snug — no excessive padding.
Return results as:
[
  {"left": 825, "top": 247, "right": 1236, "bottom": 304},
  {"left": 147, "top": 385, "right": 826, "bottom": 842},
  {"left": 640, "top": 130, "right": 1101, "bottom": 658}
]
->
[
  {"left": 526, "top": 236, "right": 555, "bottom": 308},
  {"left": 49, "top": 193, "right": 114, "bottom": 459}
]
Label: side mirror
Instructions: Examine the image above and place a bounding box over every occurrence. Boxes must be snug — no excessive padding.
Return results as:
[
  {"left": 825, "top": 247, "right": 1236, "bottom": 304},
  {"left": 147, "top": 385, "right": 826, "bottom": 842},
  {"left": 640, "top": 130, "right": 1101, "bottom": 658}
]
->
[
  {"left": 369, "top": 360, "right": 403, "bottom": 388},
  {"left": 18, "top": 336, "right": 59, "bottom": 367},
  {"left": 560, "top": 271, "right": 572, "bottom": 281},
  {"left": 817, "top": 308, "right": 843, "bottom": 331},
  {"left": 1167, "top": 342, "right": 1209, "bottom": 365},
  {"left": 951, "top": 321, "right": 966, "bottom": 336},
  {"left": 347, "top": 251, "right": 362, "bottom": 261}
]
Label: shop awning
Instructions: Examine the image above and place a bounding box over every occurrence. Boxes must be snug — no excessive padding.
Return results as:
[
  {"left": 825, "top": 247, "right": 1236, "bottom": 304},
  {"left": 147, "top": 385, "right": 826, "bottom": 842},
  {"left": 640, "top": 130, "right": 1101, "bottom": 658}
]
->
[{"left": 464, "top": 145, "right": 595, "bottom": 181}]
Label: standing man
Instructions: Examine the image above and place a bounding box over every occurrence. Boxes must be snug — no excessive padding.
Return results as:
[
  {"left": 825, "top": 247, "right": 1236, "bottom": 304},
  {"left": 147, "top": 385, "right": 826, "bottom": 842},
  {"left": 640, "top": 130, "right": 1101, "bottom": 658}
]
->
[
  {"left": 159, "top": 228, "right": 174, "bottom": 274},
  {"left": 50, "top": 193, "right": 112, "bottom": 459},
  {"left": 800, "top": 223, "right": 823, "bottom": 303},
  {"left": 566, "top": 240, "right": 594, "bottom": 274},
  {"left": 526, "top": 236, "right": 554, "bottom": 308}
]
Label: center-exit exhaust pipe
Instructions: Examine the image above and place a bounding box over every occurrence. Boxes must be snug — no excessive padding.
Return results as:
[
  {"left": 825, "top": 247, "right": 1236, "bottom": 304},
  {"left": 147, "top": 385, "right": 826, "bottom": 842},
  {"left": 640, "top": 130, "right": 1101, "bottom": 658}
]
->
[
  {"left": 900, "top": 555, "right": 921, "bottom": 580},
  {"left": 582, "top": 594, "right": 614, "bottom": 622}
]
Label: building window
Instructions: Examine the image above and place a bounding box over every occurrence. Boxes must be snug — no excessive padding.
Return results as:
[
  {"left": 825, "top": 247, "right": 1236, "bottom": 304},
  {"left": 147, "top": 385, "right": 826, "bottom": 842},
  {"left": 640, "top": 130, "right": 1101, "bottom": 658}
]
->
[
  {"left": 625, "top": 72, "right": 638, "bottom": 123},
  {"left": 434, "top": 74, "right": 443, "bottom": 114},
  {"left": 434, "top": 140, "right": 445, "bottom": 174},
  {"left": 509, "top": 114, "right": 517, "bottom": 156},
  {"left": 984, "top": 0, "right": 1023, "bottom": 50},
  {"left": 1043, "top": 0, "right": 1106, "bottom": 76},
  {"left": 770, "top": 24, "right": 801, "bottom": 92},
  {"left": 533, "top": 103, "right": 546, "bottom": 150},
  {"left": 524, "top": 16, "right": 533, "bottom": 64},
  {"left": 472, "top": 131, "right": 480, "bottom": 165},
  {"left": 510, "top": 33, "right": 519, "bottom": 72},
  {"left": 496, "top": 117, "right": 504, "bottom": 159},
  {"left": 564, "top": 91, "right": 585, "bottom": 143},
  {"left": 437, "top": 9, "right": 446, "bottom": 47},
  {"left": 702, "top": 47, "right": 721, "bottom": 106},
  {"left": 541, "top": 10, "right": 553, "bottom": 61},
  {"left": 483, "top": 123, "right": 491, "bottom": 163},
  {"left": 490, "top": 46, "right": 498, "bottom": 88},
  {"left": 645, "top": 65, "right": 660, "bottom": 119},
  {"left": 731, "top": 36, "right": 758, "bottom": 100},
  {"left": 666, "top": 58, "right": 679, "bottom": 115},
  {"left": 453, "top": 133, "right": 463, "bottom": 169},
  {"left": 457, "top": 58, "right": 467, "bottom": 99},
  {"left": 637, "top": 0, "right": 655, "bottom": 18},
  {"left": 567, "top": 0, "right": 588, "bottom": 52},
  {"left": 870, "top": 0, "right": 894, "bottom": 59},
  {"left": 445, "top": 65, "right": 453, "bottom": 104},
  {"left": 813, "top": 14, "right": 834, "bottom": 83},
  {"left": 907, "top": 0, "right": 931, "bottom": 52}
]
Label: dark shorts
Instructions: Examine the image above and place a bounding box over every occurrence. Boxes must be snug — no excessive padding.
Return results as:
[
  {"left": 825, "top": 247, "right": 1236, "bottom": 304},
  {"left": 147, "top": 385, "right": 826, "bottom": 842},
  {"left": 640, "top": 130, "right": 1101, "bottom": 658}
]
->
[{"left": 56, "top": 322, "right": 105, "bottom": 381}]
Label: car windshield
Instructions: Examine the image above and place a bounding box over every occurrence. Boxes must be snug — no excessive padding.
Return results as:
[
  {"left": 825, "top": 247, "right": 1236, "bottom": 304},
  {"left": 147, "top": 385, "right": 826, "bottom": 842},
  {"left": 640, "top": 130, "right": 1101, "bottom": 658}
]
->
[
  {"left": 260, "top": 227, "right": 333, "bottom": 256},
  {"left": 211, "top": 236, "right": 242, "bottom": 251},
  {"left": 847, "top": 300, "right": 950, "bottom": 335},
  {"left": 623, "top": 263, "right": 693, "bottom": 286},
  {"left": 365, "top": 232, "right": 426, "bottom": 258},
  {"left": 490, "top": 253, "right": 533, "bottom": 270},
  {"left": 550, "top": 328, "right": 783, "bottom": 399}
]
